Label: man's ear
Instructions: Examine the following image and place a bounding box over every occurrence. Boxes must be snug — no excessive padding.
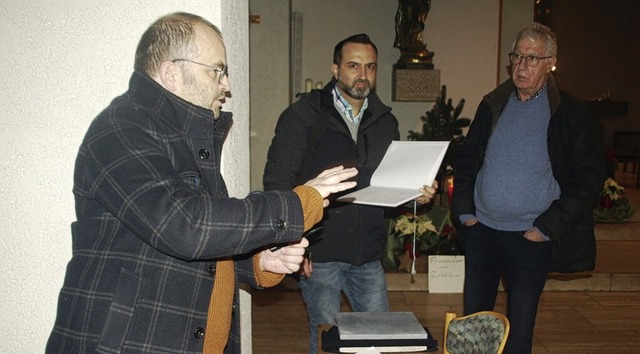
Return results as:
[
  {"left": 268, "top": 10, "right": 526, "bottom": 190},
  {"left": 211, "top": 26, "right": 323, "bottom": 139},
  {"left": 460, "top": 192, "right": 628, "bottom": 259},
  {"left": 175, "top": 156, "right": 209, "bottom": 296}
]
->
[
  {"left": 547, "top": 56, "right": 557, "bottom": 73},
  {"left": 331, "top": 63, "right": 339, "bottom": 80},
  {"left": 157, "top": 61, "right": 180, "bottom": 92}
]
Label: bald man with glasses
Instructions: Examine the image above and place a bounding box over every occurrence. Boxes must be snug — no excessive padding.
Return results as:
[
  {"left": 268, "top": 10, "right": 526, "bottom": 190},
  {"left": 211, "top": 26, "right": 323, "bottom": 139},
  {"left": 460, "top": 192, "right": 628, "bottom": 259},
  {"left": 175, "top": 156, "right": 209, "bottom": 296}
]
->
[{"left": 46, "top": 12, "right": 358, "bottom": 354}]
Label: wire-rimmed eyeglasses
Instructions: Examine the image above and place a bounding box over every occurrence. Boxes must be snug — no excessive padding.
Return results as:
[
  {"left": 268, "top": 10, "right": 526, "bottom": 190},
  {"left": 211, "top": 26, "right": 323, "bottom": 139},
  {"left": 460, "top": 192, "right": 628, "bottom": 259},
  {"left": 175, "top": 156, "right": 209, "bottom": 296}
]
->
[
  {"left": 172, "top": 59, "right": 229, "bottom": 83},
  {"left": 508, "top": 53, "right": 553, "bottom": 67}
]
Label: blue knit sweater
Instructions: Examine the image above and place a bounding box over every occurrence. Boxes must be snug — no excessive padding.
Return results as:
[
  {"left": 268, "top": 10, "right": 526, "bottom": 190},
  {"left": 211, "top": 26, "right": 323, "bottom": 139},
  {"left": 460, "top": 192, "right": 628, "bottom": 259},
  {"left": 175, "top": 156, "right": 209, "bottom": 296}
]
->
[{"left": 474, "top": 88, "right": 561, "bottom": 231}]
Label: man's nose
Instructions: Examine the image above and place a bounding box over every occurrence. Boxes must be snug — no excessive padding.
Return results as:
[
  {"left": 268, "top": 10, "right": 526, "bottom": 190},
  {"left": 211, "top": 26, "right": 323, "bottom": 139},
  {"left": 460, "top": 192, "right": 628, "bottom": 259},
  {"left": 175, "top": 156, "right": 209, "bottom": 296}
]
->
[
  {"left": 219, "top": 74, "right": 231, "bottom": 92},
  {"left": 361, "top": 69, "right": 375, "bottom": 82}
]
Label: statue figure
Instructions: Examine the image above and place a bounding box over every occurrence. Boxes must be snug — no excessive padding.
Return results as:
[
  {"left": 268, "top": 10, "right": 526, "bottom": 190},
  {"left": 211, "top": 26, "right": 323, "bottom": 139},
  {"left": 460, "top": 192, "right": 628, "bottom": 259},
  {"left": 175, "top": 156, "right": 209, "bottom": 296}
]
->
[{"left": 393, "top": 0, "right": 434, "bottom": 67}]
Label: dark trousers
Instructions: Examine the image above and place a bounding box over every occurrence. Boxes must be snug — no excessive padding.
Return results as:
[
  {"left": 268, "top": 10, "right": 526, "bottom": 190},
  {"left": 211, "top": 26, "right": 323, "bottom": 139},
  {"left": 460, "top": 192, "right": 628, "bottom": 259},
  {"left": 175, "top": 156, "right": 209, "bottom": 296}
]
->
[{"left": 462, "top": 222, "right": 552, "bottom": 354}]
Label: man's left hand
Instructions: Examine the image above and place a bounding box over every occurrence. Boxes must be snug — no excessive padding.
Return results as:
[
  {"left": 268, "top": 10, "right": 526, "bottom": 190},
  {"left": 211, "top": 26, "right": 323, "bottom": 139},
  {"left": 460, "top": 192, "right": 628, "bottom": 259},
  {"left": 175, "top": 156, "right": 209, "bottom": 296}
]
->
[
  {"left": 260, "top": 237, "right": 309, "bottom": 273},
  {"left": 524, "top": 228, "right": 546, "bottom": 242},
  {"left": 416, "top": 181, "right": 438, "bottom": 204}
]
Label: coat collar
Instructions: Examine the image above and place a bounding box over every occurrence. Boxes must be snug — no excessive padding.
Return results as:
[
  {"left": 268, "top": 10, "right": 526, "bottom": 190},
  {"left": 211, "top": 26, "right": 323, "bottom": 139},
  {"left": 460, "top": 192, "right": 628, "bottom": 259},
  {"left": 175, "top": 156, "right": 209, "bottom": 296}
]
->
[
  {"left": 127, "top": 71, "right": 233, "bottom": 138},
  {"left": 484, "top": 73, "right": 562, "bottom": 118}
]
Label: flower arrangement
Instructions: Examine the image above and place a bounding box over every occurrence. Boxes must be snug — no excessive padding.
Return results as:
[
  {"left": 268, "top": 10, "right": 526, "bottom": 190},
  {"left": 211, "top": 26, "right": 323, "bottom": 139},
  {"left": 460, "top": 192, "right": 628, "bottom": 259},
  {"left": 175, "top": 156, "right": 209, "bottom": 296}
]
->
[
  {"left": 394, "top": 213, "right": 438, "bottom": 246},
  {"left": 602, "top": 178, "right": 624, "bottom": 203},
  {"left": 593, "top": 178, "right": 635, "bottom": 223},
  {"left": 383, "top": 206, "right": 462, "bottom": 272}
]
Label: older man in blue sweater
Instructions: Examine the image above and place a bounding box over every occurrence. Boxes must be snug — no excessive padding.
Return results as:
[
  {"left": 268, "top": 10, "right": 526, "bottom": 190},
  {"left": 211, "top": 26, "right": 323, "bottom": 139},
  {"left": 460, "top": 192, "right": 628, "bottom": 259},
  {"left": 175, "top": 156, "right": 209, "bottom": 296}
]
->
[{"left": 451, "top": 23, "right": 606, "bottom": 354}]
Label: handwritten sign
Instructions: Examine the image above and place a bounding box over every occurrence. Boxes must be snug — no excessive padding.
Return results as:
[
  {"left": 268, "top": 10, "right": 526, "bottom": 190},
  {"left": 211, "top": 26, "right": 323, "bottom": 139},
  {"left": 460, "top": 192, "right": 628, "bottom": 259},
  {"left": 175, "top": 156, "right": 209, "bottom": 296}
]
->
[{"left": 428, "top": 255, "right": 465, "bottom": 293}]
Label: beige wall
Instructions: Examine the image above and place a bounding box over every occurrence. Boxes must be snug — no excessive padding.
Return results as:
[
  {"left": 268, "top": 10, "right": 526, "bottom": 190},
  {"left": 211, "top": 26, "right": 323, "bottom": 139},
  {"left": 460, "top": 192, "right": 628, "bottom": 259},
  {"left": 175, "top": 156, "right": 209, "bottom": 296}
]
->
[
  {"left": 249, "top": 0, "right": 292, "bottom": 191},
  {"left": 0, "top": 1, "right": 249, "bottom": 351},
  {"left": 500, "top": 0, "right": 536, "bottom": 83},
  {"left": 249, "top": 0, "right": 537, "bottom": 190}
]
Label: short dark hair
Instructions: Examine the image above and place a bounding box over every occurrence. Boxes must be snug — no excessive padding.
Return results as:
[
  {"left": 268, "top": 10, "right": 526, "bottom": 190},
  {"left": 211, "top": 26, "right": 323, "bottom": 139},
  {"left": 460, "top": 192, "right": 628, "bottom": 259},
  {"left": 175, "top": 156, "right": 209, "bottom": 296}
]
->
[
  {"left": 134, "top": 12, "right": 223, "bottom": 76},
  {"left": 333, "top": 33, "right": 378, "bottom": 65}
]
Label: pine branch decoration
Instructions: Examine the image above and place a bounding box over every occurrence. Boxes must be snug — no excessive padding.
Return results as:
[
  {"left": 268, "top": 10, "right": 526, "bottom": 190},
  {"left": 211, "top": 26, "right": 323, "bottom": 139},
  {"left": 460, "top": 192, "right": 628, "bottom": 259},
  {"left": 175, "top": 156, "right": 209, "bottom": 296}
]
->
[{"left": 407, "top": 85, "right": 471, "bottom": 171}]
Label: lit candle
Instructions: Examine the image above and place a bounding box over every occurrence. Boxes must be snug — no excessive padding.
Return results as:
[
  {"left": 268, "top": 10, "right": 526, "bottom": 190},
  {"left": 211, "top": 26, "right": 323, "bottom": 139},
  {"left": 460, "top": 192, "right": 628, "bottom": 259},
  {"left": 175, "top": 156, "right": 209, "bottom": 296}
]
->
[
  {"left": 447, "top": 175, "right": 454, "bottom": 205},
  {"left": 305, "top": 78, "right": 313, "bottom": 92}
]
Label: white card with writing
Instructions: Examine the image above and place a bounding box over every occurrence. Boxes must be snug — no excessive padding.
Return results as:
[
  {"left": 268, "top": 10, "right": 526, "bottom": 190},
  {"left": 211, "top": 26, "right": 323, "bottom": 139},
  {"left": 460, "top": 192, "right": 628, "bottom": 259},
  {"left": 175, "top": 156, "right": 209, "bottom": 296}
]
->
[{"left": 428, "top": 255, "right": 465, "bottom": 293}]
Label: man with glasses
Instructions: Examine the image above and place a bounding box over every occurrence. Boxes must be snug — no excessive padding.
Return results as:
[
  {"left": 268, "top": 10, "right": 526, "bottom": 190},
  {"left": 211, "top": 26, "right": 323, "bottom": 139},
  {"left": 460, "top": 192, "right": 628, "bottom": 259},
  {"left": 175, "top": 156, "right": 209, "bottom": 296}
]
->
[
  {"left": 46, "top": 12, "right": 358, "bottom": 354},
  {"left": 451, "top": 23, "right": 605, "bottom": 354}
]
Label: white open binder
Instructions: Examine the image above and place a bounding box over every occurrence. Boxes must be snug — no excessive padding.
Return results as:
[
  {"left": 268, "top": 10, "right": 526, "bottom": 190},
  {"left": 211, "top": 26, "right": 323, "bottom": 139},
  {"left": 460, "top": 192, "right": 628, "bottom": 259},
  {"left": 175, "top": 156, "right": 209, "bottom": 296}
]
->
[{"left": 337, "top": 141, "right": 449, "bottom": 207}]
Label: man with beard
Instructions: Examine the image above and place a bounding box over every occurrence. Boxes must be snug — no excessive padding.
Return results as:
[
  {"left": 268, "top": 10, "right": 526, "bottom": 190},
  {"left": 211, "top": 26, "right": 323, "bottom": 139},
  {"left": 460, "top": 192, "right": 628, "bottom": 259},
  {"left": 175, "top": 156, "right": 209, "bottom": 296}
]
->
[{"left": 263, "top": 33, "right": 436, "bottom": 354}]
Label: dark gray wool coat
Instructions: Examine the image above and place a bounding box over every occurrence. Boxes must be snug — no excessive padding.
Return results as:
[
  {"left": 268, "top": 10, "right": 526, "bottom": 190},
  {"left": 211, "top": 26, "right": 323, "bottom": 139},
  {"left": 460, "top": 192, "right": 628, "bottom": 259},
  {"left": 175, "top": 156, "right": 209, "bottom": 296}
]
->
[{"left": 47, "top": 72, "right": 305, "bottom": 353}]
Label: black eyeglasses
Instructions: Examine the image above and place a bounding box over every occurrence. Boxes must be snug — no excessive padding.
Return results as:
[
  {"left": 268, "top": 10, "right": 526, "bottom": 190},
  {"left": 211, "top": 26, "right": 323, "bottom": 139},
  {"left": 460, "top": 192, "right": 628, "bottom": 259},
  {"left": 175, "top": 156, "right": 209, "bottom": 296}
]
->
[
  {"left": 172, "top": 59, "right": 229, "bottom": 83},
  {"left": 508, "top": 53, "right": 553, "bottom": 67}
]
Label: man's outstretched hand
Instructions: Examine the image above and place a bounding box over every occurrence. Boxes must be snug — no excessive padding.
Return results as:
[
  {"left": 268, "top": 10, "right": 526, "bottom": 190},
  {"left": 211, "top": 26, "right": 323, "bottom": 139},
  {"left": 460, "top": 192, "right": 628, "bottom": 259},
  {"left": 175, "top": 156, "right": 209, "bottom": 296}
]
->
[{"left": 305, "top": 166, "right": 358, "bottom": 207}]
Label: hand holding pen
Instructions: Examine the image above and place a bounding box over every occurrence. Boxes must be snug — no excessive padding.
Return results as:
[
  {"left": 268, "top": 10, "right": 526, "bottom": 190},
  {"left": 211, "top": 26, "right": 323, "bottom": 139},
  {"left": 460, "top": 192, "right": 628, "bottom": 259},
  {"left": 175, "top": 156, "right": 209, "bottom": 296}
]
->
[
  {"left": 269, "top": 225, "right": 323, "bottom": 252},
  {"left": 259, "top": 226, "right": 323, "bottom": 274}
]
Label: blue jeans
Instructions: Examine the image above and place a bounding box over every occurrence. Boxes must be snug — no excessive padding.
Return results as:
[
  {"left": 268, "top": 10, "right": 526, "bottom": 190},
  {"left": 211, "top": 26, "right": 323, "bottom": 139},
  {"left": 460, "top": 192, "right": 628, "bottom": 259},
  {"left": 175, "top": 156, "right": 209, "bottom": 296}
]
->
[
  {"left": 462, "top": 222, "right": 551, "bottom": 354},
  {"left": 298, "top": 260, "right": 389, "bottom": 354}
]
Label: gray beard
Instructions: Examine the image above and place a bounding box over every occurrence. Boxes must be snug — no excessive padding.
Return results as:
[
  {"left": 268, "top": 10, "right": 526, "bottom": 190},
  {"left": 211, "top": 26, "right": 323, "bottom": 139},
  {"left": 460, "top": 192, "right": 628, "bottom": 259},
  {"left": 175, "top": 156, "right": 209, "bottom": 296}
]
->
[{"left": 339, "top": 80, "right": 373, "bottom": 100}]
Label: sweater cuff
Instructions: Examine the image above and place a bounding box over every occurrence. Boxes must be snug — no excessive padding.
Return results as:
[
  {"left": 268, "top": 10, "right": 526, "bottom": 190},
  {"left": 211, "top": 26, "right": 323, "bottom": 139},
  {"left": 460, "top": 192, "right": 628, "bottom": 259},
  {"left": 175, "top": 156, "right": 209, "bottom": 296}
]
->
[
  {"left": 253, "top": 254, "right": 285, "bottom": 288},
  {"left": 293, "top": 185, "right": 323, "bottom": 232}
]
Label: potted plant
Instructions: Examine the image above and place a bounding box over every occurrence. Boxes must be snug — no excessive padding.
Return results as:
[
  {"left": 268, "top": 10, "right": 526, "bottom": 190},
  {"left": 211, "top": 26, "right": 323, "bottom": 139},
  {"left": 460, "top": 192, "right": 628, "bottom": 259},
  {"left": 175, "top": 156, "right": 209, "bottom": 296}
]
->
[
  {"left": 383, "top": 205, "right": 461, "bottom": 273},
  {"left": 594, "top": 178, "right": 635, "bottom": 222}
]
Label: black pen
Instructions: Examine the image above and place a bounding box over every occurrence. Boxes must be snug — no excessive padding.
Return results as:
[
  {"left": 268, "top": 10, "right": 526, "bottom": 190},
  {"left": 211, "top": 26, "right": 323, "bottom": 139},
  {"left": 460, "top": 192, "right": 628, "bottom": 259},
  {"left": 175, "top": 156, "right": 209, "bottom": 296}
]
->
[{"left": 269, "top": 225, "right": 323, "bottom": 252}]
